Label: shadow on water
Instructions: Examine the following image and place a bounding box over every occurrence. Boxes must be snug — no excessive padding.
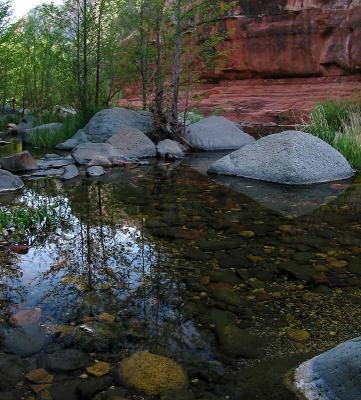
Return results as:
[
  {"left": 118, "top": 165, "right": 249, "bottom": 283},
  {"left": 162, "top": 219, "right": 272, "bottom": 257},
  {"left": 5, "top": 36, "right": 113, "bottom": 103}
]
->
[
  {"left": 185, "top": 151, "right": 353, "bottom": 216},
  {"left": 0, "top": 158, "right": 360, "bottom": 399}
]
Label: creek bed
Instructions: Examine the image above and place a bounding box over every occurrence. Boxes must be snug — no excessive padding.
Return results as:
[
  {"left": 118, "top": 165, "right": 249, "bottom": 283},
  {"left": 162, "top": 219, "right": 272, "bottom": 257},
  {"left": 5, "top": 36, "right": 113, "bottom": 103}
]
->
[{"left": 0, "top": 153, "right": 360, "bottom": 399}]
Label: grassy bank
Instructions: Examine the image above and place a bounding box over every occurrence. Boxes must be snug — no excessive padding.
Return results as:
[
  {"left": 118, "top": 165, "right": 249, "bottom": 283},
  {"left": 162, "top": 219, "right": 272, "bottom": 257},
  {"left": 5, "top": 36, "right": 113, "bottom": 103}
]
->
[
  {"left": 304, "top": 100, "right": 361, "bottom": 170},
  {"left": 29, "top": 107, "right": 99, "bottom": 149}
]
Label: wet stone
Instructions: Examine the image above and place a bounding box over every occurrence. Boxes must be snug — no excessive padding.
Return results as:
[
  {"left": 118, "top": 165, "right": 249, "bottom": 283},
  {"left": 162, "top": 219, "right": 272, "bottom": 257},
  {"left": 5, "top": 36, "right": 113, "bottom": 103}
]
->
[
  {"left": 77, "top": 376, "right": 113, "bottom": 399},
  {"left": 160, "top": 389, "right": 195, "bottom": 400},
  {"left": 287, "top": 329, "right": 310, "bottom": 343},
  {"left": 1, "top": 325, "right": 46, "bottom": 356},
  {"left": 65, "top": 321, "right": 123, "bottom": 352},
  {"left": 198, "top": 239, "right": 242, "bottom": 252},
  {"left": 208, "top": 270, "right": 242, "bottom": 285},
  {"left": 86, "top": 361, "right": 111, "bottom": 377},
  {"left": 216, "top": 324, "right": 263, "bottom": 358},
  {"left": 25, "top": 368, "right": 53, "bottom": 384},
  {"left": 211, "top": 287, "right": 244, "bottom": 307},
  {"left": 199, "top": 308, "right": 236, "bottom": 328},
  {"left": 0, "top": 354, "right": 24, "bottom": 391},
  {"left": 44, "top": 349, "right": 90, "bottom": 372},
  {"left": 0, "top": 393, "right": 15, "bottom": 400},
  {"left": 277, "top": 261, "right": 314, "bottom": 281},
  {"left": 118, "top": 352, "right": 188, "bottom": 396}
]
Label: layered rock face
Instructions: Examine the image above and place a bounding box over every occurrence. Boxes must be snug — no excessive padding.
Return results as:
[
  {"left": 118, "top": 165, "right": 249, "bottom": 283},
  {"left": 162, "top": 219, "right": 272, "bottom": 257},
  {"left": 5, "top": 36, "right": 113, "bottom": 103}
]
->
[
  {"left": 210, "top": 0, "right": 361, "bottom": 80},
  {"left": 120, "top": 1, "right": 361, "bottom": 122}
]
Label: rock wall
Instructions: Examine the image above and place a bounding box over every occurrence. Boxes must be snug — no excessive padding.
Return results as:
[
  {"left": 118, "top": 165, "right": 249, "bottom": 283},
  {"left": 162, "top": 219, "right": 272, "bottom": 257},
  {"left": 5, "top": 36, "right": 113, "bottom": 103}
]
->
[
  {"left": 205, "top": 0, "right": 361, "bottom": 80},
  {"left": 120, "top": 1, "right": 361, "bottom": 123}
]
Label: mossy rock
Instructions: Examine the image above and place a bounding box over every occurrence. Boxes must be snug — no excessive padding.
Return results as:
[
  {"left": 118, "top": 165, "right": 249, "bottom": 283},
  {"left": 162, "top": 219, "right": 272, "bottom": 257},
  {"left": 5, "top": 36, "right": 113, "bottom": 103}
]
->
[{"left": 118, "top": 351, "right": 188, "bottom": 396}]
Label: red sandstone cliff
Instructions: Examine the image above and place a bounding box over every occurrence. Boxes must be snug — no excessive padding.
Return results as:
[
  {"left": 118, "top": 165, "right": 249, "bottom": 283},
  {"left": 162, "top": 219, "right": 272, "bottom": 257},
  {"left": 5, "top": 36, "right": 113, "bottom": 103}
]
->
[
  {"left": 207, "top": 0, "right": 361, "bottom": 80},
  {"left": 120, "top": 0, "right": 361, "bottom": 123}
]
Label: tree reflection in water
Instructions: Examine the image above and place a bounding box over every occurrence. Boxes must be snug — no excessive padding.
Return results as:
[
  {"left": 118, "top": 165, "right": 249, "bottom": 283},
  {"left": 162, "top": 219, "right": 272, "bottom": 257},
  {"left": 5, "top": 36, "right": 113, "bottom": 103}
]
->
[{"left": 3, "top": 176, "right": 194, "bottom": 356}]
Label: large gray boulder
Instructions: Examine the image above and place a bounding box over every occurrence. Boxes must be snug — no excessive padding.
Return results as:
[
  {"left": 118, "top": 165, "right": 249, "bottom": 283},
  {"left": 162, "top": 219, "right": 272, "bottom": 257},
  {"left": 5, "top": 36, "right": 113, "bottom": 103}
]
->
[
  {"left": 72, "top": 143, "right": 123, "bottom": 165},
  {"left": 294, "top": 337, "right": 361, "bottom": 400},
  {"left": 107, "top": 128, "right": 156, "bottom": 159},
  {"left": 0, "top": 170, "right": 24, "bottom": 192},
  {"left": 208, "top": 131, "right": 354, "bottom": 185},
  {"left": 186, "top": 116, "right": 255, "bottom": 151},
  {"left": 57, "top": 108, "right": 153, "bottom": 150},
  {"left": 157, "top": 139, "right": 184, "bottom": 159},
  {"left": 56, "top": 130, "right": 88, "bottom": 151},
  {"left": 24, "top": 123, "right": 64, "bottom": 144},
  {"left": 0, "top": 151, "right": 37, "bottom": 172}
]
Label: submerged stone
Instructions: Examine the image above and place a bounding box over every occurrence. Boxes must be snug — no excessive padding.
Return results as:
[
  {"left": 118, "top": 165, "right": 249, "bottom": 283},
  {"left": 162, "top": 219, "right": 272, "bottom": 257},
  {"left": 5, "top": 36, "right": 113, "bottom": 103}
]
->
[
  {"left": 211, "top": 287, "right": 243, "bottom": 306},
  {"left": 216, "top": 324, "right": 263, "bottom": 358},
  {"left": 86, "top": 361, "right": 111, "bottom": 377},
  {"left": 287, "top": 329, "right": 310, "bottom": 343},
  {"left": 0, "top": 354, "right": 24, "bottom": 391},
  {"left": 2, "top": 325, "right": 46, "bottom": 356},
  {"left": 44, "top": 349, "right": 90, "bottom": 372},
  {"left": 118, "top": 351, "right": 188, "bottom": 396},
  {"left": 25, "top": 368, "right": 53, "bottom": 384}
]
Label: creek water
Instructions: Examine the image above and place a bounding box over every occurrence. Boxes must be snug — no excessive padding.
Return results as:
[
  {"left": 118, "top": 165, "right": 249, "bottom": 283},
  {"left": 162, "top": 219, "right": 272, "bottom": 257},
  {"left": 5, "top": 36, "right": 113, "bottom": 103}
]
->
[{"left": 0, "top": 153, "right": 361, "bottom": 399}]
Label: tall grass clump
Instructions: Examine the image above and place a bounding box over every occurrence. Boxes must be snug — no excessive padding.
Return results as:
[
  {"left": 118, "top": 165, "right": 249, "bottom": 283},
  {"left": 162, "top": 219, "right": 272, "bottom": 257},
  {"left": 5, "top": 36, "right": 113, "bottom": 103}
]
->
[
  {"left": 29, "top": 107, "right": 99, "bottom": 149},
  {"left": 304, "top": 100, "right": 361, "bottom": 170}
]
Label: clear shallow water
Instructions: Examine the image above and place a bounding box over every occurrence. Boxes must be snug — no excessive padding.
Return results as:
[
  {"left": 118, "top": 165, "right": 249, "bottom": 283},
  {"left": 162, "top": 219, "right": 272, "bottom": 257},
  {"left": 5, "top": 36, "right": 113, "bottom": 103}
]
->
[{"left": 0, "top": 155, "right": 361, "bottom": 399}]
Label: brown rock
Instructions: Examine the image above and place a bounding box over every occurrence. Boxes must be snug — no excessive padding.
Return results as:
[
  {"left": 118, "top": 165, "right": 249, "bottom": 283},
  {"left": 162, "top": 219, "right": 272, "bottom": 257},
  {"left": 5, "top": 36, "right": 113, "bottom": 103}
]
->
[
  {"left": 26, "top": 369, "right": 53, "bottom": 384},
  {"left": 10, "top": 308, "right": 41, "bottom": 327},
  {"left": 10, "top": 244, "right": 29, "bottom": 254},
  {"left": 0, "top": 151, "right": 37, "bottom": 172}
]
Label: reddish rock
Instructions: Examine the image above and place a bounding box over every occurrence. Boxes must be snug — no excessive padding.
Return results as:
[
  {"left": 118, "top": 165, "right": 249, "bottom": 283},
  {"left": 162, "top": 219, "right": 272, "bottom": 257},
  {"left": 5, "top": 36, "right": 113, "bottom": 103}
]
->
[
  {"left": 0, "top": 151, "right": 37, "bottom": 172},
  {"left": 119, "top": 1, "right": 361, "bottom": 123},
  {"left": 10, "top": 244, "right": 29, "bottom": 254},
  {"left": 10, "top": 308, "right": 42, "bottom": 327}
]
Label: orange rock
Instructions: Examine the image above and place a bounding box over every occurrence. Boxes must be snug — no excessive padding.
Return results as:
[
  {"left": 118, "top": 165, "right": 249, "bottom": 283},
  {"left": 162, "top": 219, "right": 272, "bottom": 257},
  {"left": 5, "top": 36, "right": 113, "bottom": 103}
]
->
[
  {"left": 10, "top": 244, "right": 29, "bottom": 254},
  {"left": 10, "top": 308, "right": 41, "bottom": 327},
  {"left": 26, "top": 369, "right": 53, "bottom": 384}
]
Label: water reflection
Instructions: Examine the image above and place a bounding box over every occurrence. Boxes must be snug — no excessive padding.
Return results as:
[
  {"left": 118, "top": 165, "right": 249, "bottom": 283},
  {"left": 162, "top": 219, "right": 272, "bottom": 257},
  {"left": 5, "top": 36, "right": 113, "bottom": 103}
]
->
[
  {"left": 186, "top": 152, "right": 353, "bottom": 216},
  {"left": 0, "top": 161, "right": 360, "bottom": 399},
  {"left": 0, "top": 136, "right": 23, "bottom": 157}
]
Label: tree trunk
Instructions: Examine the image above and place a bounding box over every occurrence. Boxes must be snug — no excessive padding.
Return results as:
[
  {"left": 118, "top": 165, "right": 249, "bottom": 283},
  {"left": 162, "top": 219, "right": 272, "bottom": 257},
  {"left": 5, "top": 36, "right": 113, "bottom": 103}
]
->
[
  {"left": 82, "top": 0, "right": 88, "bottom": 111},
  {"left": 95, "top": 0, "right": 104, "bottom": 108},
  {"left": 171, "top": 0, "right": 182, "bottom": 136}
]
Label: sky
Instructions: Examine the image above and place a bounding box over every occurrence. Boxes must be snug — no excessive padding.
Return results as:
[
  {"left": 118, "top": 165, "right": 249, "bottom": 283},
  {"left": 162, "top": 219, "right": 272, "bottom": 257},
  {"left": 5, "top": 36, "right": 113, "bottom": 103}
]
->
[{"left": 13, "top": 0, "right": 63, "bottom": 20}]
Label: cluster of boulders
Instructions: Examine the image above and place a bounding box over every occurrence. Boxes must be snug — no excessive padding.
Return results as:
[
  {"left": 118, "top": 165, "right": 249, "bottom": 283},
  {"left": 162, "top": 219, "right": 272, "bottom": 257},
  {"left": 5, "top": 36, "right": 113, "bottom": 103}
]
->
[{"left": 0, "top": 106, "right": 356, "bottom": 194}]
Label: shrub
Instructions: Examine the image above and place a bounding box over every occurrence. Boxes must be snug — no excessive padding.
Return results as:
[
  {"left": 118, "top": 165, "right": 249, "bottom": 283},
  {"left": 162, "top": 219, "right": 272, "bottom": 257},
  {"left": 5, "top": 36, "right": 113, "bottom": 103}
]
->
[{"left": 304, "top": 100, "right": 361, "bottom": 170}]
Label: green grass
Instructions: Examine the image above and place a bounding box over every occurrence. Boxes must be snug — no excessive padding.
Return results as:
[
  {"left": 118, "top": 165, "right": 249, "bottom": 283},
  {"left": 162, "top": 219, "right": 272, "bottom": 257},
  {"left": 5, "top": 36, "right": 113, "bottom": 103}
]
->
[
  {"left": 304, "top": 100, "right": 361, "bottom": 170},
  {"left": 29, "top": 107, "right": 99, "bottom": 149}
]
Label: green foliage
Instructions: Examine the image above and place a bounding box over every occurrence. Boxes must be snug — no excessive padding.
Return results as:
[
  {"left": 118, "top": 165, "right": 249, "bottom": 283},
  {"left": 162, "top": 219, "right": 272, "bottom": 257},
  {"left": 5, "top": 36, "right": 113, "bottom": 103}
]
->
[
  {"left": 0, "top": 203, "right": 57, "bottom": 242},
  {"left": 304, "top": 100, "right": 361, "bottom": 169},
  {"left": 29, "top": 108, "right": 98, "bottom": 148}
]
